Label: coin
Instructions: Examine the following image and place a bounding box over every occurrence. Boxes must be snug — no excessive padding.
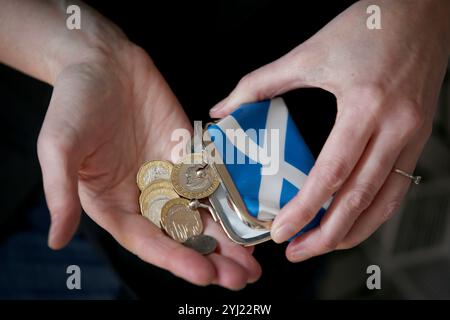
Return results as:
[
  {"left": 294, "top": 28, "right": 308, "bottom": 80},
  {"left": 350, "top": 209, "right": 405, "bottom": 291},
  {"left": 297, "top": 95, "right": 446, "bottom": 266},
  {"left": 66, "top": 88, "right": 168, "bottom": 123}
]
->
[
  {"left": 183, "top": 235, "right": 217, "bottom": 255},
  {"left": 139, "top": 182, "right": 179, "bottom": 228},
  {"left": 141, "top": 179, "right": 174, "bottom": 193},
  {"left": 137, "top": 160, "right": 173, "bottom": 191},
  {"left": 161, "top": 198, "right": 203, "bottom": 242},
  {"left": 171, "top": 153, "right": 220, "bottom": 199}
]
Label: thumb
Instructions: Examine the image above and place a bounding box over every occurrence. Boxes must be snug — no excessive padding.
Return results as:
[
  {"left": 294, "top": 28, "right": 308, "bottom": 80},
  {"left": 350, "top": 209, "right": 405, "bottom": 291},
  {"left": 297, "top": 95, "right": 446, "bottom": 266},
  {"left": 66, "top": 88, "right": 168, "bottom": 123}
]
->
[
  {"left": 37, "top": 126, "right": 83, "bottom": 250},
  {"left": 209, "top": 50, "right": 316, "bottom": 118}
]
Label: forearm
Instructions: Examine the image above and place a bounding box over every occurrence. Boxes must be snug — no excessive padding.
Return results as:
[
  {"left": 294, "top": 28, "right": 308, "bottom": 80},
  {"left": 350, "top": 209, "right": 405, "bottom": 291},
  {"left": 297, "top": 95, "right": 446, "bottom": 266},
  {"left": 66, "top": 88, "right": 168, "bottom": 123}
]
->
[
  {"left": 0, "top": 0, "right": 128, "bottom": 85},
  {"left": 371, "top": 0, "right": 450, "bottom": 55},
  {"left": 432, "top": 0, "right": 450, "bottom": 52},
  {"left": 408, "top": 0, "right": 450, "bottom": 55}
]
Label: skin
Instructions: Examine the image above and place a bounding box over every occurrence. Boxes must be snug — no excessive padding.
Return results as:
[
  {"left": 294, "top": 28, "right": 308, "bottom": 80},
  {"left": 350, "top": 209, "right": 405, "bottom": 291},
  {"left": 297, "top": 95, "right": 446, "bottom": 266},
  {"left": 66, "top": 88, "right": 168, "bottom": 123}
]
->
[
  {"left": 210, "top": 0, "right": 450, "bottom": 262},
  {"left": 0, "top": 0, "right": 261, "bottom": 290},
  {"left": 1, "top": 0, "right": 448, "bottom": 289}
]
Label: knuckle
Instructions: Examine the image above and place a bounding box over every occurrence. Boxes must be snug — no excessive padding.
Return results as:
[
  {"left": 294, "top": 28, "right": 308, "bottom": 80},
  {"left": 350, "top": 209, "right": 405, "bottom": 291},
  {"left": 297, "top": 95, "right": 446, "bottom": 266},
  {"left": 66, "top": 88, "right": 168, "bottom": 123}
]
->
[
  {"left": 398, "top": 100, "right": 424, "bottom": 134},
  {"left": 36, "top": 132, "right": 51, "bottom": 159},
  {"left": 382, "top": 199, "right": 402, "bottom": 222},
  {"left": 345, "top": 183, "right": 376, "bottom": 214},
  {"left": 315, "top": 159, "right": 350, "bottom": 191},
  {"left": 37, "top": 133, "right": 57, "bottom": 155},
  {"left": 421, "top": 124, "right": 433, "bottom": 141},
  {"left": 124, "top": 233, "right": 140, "bottom": 256},
  {"left": 37, "top": 131, "right": 74, "bottom": 161},
  {"left": 47, "top": 199, "right": 72, "bottom": 224},
  {"left": 320, "top": 234, "right": 339, "bottom": 252},
  {"left": 301, "top": 203, "right": 319, "bottom": 222},
  {"left": 237, "top": 73, "right": 253, "bottom": 89},
  {"left": 47, "top": 201, "right": 64, "bottom": 220},
  {"left": 339, "top": 237, "right": 361, "bottom": 250},
  {"left": 48, "top": 198, "right": 67, "bottom": 215}
]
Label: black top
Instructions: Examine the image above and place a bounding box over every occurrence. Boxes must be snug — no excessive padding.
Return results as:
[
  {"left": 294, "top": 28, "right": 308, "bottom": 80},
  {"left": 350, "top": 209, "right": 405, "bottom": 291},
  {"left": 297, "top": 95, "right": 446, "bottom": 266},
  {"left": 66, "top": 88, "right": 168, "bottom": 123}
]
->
[{"left": 0, "top": 0, "right": 357, "bottom": 300}]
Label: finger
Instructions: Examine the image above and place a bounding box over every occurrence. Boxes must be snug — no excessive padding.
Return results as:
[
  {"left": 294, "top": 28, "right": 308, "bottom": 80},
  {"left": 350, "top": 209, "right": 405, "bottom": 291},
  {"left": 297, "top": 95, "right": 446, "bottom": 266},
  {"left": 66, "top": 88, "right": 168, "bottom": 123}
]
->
[
  {"left": 271, "top": 105, "right": 375, "bottom": 243},
  {"left": 284, "top": 122, "right": 416, "bottom": 261},
  {"left": 90, "top": 208, "right": 217, "bottom": 287},
  {"left": 209, "top": 49, "right": 320, "bottom": 118},
  {"left": 209, "top": 254, "right": 249, "bottom": 290},
  {"left": 246, "top": 245, "right": 255, "bottom": 255},
  {"left": 203, "top": 213, "right": 262, "bottom": 283},
  {"left": 37, "top": 131, "right": 83, "bottom": 250},
  {"left": 337, "top": 131, "right": 429, "bottom": 250},
  {"left": 284, "top": 135, "right": 398, "bottom": 261}
]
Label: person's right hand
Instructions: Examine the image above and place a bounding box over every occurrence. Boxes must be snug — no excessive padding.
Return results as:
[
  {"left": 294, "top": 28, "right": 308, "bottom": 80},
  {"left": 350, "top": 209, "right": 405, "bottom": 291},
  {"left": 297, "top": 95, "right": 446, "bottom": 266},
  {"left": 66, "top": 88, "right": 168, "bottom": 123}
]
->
[{"left": 36, "top": 22, "right": 261, "bottom": 290}]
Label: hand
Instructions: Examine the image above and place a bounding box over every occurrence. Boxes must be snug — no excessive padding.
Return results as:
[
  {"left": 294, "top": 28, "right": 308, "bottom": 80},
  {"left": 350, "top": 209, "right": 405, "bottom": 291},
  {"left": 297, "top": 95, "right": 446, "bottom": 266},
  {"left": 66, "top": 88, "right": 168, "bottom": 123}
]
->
[
  {"left": 210, "top": 0, "right": 450, "bottom": 262},
  {"left": 37, "top": 36, "right": 260, "bottom": 289}
]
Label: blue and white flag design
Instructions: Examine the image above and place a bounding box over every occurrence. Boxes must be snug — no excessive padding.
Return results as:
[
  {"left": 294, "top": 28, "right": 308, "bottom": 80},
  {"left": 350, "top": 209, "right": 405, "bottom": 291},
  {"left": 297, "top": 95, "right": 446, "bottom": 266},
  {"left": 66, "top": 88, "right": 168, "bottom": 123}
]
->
[{"left": 208, "top": 98, "right": 332, "bottom": 235}]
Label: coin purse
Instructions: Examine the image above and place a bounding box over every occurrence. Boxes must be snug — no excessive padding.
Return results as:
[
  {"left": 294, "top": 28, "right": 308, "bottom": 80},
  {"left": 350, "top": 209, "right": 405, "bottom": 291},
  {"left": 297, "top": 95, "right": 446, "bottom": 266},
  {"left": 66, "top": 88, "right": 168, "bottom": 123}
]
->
[{"left": 203, "top": 98, "right": 332, "bottom": 246}]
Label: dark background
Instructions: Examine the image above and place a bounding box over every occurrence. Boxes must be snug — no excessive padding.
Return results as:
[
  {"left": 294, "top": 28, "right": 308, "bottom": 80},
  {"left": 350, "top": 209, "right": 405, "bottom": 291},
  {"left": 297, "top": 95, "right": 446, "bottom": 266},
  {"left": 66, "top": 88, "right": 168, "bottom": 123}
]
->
[{"left": 3, "top": 0, "right": 449, "bottom": 301}]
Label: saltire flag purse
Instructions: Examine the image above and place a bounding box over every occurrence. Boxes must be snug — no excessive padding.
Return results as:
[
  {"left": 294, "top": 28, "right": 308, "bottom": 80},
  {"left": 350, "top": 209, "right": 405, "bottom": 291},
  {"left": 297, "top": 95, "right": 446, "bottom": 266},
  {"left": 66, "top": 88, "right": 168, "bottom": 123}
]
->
[{"left": 202, "top": 98, "right": 332, "bottom": 246}]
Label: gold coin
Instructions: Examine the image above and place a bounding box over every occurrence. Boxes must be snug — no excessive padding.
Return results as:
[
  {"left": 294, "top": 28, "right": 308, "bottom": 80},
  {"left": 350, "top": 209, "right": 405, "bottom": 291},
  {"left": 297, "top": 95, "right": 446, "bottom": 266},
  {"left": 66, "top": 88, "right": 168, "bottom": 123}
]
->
[
  {"left": 139, "top": 183, "right": 179, "bottom": 228},
  {"left": 136, "top": 160, "right": 174, "bottom": 191},
  {"left": 171, "top": 153, "right": 220, "bottom": 199},
  {"left": 161, "top": 198, "right": 203, "bottom": 242},
  {"left": 140, "top": 179, "right": 174, "bottom": 196}
]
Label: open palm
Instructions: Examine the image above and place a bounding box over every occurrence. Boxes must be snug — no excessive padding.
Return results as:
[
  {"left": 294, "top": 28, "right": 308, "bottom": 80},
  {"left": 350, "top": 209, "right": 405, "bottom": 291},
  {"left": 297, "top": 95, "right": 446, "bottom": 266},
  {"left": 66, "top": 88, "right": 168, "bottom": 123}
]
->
[{"left": 37, "top": 45, "right": 261, "bottom": 289}]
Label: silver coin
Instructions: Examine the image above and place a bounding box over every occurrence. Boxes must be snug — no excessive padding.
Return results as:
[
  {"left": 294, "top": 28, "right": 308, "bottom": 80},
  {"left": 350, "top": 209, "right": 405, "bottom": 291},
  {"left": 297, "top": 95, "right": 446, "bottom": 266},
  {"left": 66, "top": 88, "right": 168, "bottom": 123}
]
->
[
  {"left": 140, "top": 186, "right": 179, "bottom": 228},
  {"left": 183, "top": 235, "right": 217, "bottom": 255},
  {"left": 137, "top": 160, "right": 173, "bottom": 191}
]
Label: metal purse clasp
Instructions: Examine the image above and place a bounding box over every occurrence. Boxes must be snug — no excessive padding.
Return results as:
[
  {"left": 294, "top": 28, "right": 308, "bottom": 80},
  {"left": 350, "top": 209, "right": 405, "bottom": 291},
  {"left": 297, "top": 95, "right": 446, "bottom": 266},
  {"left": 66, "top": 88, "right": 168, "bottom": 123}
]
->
[
  {"left": 186, "top": 120, "right": 273, "bottom": 246},
  {"left": 204, "top": 123, "right": 272, "bottom": 246}
]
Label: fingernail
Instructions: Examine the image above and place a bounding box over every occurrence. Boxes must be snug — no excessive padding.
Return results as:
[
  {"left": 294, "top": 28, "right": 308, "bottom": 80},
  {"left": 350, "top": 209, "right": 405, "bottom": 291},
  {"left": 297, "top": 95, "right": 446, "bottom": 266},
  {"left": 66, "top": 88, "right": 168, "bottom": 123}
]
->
[
  {"left": 47, "top": 215, "right": 61, "bottom": 249},
  {"left": 271, "top": 224, "right": 296, "bottom": 243},
  {"left": 288, "top": 248, "right": 308, "bottom": 262},
  {"left": 47, "top": 223, "right": 57, "bottom": 249},
  {"left": 209, "top": 99, "right": 227, "bottom": 116},
  {"left": 231, "top": 283, "right": 247, "bottom": 291},
  {"left": 209, "top": 105, "right": 224, "bottom": 116}
]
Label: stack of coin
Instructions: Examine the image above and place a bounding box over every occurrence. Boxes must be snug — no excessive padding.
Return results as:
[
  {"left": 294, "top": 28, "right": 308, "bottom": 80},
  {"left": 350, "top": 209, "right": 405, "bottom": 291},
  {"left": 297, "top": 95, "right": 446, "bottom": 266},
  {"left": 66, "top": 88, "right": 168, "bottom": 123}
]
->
[{"left": 136, "top": 154, "right": 220, "bottom": 255}]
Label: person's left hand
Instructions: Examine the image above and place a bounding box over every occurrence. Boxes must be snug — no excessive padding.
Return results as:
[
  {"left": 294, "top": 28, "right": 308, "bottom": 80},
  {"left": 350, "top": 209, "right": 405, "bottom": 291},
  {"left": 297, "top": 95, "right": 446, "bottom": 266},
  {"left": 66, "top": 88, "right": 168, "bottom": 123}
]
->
[{"left": 209, "top": 0, "right": 450, "bottom": 262}]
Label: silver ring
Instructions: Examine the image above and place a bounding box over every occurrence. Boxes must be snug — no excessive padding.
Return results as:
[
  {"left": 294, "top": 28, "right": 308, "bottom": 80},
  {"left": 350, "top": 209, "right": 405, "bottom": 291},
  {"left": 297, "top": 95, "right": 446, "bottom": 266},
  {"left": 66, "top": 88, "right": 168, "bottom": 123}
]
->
[{"left": 393, "top": 168, "right": 422, "bottom": 185}]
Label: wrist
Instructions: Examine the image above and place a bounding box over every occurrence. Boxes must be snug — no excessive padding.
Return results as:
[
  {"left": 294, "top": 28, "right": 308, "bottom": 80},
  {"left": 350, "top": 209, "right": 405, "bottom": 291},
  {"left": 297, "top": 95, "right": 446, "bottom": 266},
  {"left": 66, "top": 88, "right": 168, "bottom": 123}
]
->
[
  {"left": 44, "top": 6, "right": 132, "bottom": 84},
  {"left": 414, "top": 0, "right": 450, "bottom": 55},
  {"left": 368, "top": 0, "right": 450, "bottom": 55},
  {"left": 442, "top": 2, "right": 450, "bottom": 54}
]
